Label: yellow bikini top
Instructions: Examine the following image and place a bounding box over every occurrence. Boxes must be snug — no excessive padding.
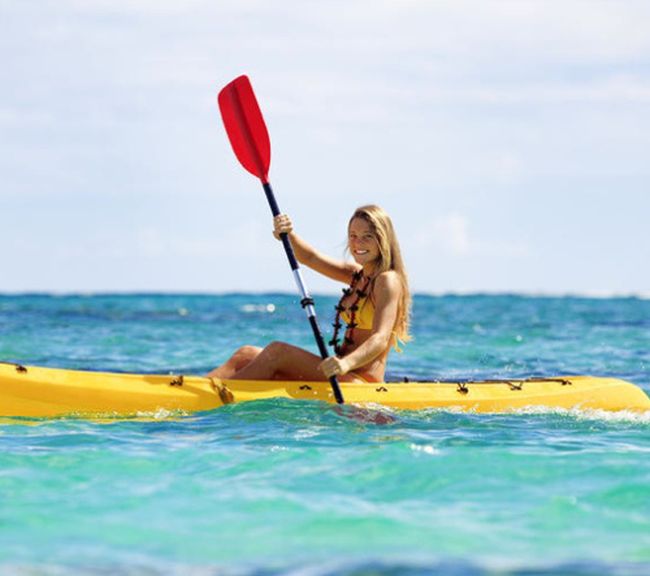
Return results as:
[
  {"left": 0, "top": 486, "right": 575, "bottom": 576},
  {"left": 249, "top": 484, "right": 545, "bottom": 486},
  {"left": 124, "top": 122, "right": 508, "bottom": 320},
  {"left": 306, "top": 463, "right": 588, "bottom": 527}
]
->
[
  {"left": 339, "top": 294, "right": 402, "bottom": 352},
  {"left": 330, "top": 271, "right": 374, "bottom": 355},
  {"left": 340, "top": 296, "right": 374, "bottom": 330},
  {"left": 331, "top": 271, "right": 402, "bottom": 354}
]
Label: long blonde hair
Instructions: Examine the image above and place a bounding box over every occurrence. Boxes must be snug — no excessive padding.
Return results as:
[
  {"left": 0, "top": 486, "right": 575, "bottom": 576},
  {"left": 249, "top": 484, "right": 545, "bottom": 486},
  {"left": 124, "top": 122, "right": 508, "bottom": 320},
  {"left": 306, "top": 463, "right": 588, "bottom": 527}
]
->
[{"left": 348, "top": 205, "right": 412, "bottom": 348}]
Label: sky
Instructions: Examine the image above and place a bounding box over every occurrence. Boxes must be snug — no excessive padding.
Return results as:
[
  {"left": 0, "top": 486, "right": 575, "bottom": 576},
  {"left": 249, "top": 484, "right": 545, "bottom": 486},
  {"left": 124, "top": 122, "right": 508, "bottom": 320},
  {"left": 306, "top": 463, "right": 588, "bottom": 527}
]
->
[{"left": 1, "top": 0, "right": 649, "bottom": 295}]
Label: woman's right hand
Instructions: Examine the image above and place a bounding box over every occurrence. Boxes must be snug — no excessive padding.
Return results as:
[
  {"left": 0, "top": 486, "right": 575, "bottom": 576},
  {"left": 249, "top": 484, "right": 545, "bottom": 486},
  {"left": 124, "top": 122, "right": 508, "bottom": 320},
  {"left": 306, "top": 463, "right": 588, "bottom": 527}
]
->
[{"left": 273, "top": 214, "right": 293, "bottom": 240}]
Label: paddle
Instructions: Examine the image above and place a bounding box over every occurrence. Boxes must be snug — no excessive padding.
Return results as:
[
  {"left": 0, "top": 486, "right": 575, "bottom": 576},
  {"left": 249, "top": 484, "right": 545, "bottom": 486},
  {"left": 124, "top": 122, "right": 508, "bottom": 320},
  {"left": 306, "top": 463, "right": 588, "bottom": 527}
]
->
[{"left": 218, "top": 75, "right": 345, "bottom": 405}]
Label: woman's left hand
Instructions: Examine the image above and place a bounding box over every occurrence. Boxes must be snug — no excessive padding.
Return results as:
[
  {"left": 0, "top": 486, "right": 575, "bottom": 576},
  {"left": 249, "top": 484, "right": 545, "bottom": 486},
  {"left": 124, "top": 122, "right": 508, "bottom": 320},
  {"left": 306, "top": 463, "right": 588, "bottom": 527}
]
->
[{"left": 319, "top": 356, "right": 351, "bottom": 378}]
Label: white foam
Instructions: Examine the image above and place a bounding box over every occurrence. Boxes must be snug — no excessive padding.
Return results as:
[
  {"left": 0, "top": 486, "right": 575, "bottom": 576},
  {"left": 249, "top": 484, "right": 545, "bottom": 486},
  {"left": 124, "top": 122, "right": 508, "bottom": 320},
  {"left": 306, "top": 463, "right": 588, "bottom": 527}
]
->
[
  {"left": 409, "top": 443, "right": 441, "bottom": 456},
  {"left": 510, "top": 405, "right": 650, "bottom": 424},
  {"left": 134, "top": 408, "right": 189, "bottom": 420},
  {"left": 406, "top": 405, "right": 650, "bottom": 424},
  {"left": 240, "top": 303, "right": 276, "bottom": 313}
]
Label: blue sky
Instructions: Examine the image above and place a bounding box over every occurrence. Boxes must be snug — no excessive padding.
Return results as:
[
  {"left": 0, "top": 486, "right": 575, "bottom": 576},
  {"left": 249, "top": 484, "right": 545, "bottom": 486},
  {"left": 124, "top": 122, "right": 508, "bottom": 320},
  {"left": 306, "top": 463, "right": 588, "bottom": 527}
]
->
[{"left": 1, "top": 0, "right": 649, "bottom": 295}]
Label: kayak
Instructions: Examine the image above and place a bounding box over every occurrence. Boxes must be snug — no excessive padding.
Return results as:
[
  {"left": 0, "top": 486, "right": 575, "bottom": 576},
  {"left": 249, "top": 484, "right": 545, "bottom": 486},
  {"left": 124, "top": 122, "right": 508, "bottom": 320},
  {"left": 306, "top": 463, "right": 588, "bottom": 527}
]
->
[{"left": 2, "top": 362, "right": 649, "bottom": 418}]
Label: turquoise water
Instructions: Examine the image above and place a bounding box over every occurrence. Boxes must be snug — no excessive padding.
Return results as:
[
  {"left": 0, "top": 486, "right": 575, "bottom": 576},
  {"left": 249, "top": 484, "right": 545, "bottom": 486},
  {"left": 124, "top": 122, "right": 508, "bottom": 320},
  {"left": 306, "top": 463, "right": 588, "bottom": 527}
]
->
[{"left": 1, "top": 293, "right": 649, "bottom": 575}]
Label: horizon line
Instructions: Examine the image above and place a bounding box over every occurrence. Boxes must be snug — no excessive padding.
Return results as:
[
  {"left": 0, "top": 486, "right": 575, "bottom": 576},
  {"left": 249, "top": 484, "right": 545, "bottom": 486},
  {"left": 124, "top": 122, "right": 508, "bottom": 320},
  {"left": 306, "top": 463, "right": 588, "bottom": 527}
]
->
[{"left": 0, "top": 290, "right": 648, "bottom": 300}]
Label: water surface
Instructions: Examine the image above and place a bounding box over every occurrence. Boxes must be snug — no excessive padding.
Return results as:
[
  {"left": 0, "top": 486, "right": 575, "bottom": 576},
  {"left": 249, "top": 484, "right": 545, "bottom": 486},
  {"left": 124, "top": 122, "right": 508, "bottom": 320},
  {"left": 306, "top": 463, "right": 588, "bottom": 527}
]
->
[{"left": 1, "top": 293, "right": 648, "bottom": 575}]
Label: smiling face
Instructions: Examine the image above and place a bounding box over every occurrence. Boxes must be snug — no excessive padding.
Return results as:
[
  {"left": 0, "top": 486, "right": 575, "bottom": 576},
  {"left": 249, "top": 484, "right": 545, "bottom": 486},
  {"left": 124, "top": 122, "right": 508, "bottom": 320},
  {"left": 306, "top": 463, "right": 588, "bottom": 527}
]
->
[{"left": 348, "top": 217, "right": 380, "bottom": 270}]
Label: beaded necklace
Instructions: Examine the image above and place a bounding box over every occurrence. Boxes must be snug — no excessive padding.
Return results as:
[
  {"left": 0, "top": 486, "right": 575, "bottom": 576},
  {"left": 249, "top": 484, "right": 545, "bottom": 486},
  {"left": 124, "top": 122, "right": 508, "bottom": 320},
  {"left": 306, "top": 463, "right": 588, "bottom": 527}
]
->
[{"left": 329, "top": 270, "right": 373, "bottom": 356}]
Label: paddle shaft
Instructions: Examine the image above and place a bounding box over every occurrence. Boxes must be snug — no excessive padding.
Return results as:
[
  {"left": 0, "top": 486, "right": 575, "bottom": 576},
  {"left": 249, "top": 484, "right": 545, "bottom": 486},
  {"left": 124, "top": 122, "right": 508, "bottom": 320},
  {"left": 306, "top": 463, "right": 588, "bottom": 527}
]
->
[{"left": 262, "top": 181, "right": 344, "bottom": 404}]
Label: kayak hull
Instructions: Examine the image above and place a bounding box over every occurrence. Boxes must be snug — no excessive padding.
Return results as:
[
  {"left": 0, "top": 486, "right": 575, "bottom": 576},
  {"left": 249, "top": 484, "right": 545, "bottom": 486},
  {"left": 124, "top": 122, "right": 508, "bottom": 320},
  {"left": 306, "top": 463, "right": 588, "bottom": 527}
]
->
[{"left": 1, "top": 363, "right": 649, "bottom": 418}]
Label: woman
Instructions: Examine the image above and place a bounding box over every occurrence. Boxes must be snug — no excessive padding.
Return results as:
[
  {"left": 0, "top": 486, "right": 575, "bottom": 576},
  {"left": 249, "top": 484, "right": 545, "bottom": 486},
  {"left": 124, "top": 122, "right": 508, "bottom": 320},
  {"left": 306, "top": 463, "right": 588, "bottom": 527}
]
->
[{"left": 208, "top": 205, "right": 411, "bottom": 383}]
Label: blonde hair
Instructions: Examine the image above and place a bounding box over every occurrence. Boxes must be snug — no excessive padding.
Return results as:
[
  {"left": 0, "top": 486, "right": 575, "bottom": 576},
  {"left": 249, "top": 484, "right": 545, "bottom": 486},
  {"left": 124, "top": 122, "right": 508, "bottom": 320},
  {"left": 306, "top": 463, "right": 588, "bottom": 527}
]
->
[{"left": 348, "top": 204, "right": 412, "bottom": 348}]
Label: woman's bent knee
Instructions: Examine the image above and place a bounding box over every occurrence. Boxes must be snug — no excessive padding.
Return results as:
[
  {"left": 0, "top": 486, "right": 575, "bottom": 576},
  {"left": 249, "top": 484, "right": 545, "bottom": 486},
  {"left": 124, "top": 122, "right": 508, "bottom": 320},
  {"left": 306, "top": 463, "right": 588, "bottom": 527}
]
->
[
  {"left": 236, "top": 345, "right": 262, "bottom": 358},
  {"left": 264, "top": 341, "right": 288, "bottom": 354},
  {"left": 232, "top": 346, "right": 263, "bottom": 370}
]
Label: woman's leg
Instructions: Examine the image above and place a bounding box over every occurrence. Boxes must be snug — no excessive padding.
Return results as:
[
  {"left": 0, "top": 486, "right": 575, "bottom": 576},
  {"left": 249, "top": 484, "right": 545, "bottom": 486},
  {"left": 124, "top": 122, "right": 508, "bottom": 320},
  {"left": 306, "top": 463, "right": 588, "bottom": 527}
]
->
[
  {"left": 229, "top": 341, "right": 330, "bottom": 381},
  {"left": 207, "top": 345, "right": 263, "bottom": 378}
]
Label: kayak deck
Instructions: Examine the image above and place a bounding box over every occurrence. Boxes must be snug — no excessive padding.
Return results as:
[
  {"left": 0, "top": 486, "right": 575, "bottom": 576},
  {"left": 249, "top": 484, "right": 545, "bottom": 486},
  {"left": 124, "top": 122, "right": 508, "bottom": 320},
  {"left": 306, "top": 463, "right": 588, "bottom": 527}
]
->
[{"left": 1, "top": 362, "right": 649, "bottom": 418}]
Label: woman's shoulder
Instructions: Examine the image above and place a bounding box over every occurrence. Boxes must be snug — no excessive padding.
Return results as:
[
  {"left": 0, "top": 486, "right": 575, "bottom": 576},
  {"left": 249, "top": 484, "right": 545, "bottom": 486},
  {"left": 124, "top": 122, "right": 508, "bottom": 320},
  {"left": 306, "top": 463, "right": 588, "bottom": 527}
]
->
[{"left": 373, "top": 270, "right": 401, "bottom": 294}]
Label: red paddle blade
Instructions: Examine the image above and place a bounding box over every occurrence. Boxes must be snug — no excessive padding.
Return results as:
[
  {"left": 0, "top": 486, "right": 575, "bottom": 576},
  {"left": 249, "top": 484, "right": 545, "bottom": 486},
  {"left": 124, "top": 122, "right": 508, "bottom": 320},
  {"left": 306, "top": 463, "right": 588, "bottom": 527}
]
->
[{"left": 218, "top": 75, "right": 271, "bottom": 183}]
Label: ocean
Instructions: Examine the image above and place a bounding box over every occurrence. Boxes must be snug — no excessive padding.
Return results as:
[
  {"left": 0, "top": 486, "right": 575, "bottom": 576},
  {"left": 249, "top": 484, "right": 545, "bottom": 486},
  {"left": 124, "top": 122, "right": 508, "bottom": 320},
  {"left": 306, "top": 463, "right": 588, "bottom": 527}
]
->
[{"left": 0, "top": 293, "right": 649, "bottom": 575}]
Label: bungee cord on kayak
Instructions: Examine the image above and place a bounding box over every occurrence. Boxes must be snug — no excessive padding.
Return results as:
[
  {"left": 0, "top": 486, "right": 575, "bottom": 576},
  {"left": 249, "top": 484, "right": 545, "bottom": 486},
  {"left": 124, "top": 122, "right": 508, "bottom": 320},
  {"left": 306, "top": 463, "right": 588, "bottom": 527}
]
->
[{"left": 0, "top": 361, "right": 28, "bottom": 373}]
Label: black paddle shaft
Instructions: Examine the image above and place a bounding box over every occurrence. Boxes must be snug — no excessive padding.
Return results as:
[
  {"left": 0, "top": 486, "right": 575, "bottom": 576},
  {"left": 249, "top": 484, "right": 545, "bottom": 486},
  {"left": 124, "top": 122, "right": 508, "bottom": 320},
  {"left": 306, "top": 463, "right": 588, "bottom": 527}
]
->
[{"left": 262, "top": 182, "right": 345, "bottom": 404}]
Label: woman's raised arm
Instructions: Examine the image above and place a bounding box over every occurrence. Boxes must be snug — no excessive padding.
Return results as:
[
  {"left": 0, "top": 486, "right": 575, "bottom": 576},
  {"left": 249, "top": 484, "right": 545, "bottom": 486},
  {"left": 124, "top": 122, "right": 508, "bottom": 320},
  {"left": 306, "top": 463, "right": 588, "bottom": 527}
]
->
[{"left": 273, "top": 214, "right": 358, "bottom": 283}]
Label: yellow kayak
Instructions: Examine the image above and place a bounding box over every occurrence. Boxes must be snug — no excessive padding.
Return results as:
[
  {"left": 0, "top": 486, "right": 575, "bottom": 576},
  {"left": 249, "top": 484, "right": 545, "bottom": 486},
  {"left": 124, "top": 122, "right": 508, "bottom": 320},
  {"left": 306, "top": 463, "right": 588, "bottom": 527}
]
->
[{"left": 1, "top": 362, "right": 649, "bottom": 418}]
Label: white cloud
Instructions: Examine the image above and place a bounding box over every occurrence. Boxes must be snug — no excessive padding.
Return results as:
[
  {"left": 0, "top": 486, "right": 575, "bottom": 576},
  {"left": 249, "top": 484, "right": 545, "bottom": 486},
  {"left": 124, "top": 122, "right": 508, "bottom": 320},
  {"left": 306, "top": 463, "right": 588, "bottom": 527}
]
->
[
  {"left": 437, "top": 213, "right": 471, "bottom": 257},
  {"left": 0, "top": 107, "right": 54, "bottom": 127},
  {"left": 413, "top": 76, "right": 650, "bottom": 106},
  {"left": 414, "top": 212, "right": 472, "bottom": 257},
  {"left": 413, "top": 212, "right": 530, "bottom": 260},
  {"left": 136, "top": 227, "right": 167, "bottom": 259}
]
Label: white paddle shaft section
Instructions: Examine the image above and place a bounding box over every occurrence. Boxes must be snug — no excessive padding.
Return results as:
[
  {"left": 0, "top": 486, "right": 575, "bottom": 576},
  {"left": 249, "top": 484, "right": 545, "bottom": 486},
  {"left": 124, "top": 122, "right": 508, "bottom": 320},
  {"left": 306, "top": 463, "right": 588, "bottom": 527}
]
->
[{"left": 292, "top": 269, "right": 317, "bottom": 317}]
